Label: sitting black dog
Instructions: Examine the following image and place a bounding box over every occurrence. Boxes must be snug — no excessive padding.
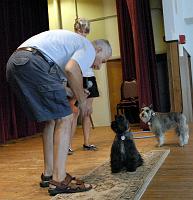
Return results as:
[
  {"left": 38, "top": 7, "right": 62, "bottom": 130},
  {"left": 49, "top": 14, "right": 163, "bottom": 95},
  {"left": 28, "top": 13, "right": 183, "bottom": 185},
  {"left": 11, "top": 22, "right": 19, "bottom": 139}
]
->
[{"left": 110, "top": 115, "right": 143, "bottom": 173}]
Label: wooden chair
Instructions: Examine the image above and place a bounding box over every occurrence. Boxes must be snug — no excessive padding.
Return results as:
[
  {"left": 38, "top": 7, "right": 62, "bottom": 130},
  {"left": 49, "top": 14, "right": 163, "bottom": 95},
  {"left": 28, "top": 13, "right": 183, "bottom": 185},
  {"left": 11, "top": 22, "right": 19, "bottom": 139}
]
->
[{"left": 116, "top": 80, "right": 139, "bottom": 123}]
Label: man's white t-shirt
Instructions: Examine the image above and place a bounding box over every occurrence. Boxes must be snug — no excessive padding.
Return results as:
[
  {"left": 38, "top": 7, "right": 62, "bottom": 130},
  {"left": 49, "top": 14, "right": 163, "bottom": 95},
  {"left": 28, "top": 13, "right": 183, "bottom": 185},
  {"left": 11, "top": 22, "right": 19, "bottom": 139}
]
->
[{"left": 19, "top": 30, "right": 95, "bottom": 77}]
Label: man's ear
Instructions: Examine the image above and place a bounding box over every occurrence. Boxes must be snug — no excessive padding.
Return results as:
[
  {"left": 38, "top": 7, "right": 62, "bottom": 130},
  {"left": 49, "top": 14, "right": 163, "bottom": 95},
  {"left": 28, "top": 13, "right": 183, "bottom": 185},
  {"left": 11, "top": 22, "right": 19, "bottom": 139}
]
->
[{"left": 96, "top": 46, "right": 102, "bottom": 53}]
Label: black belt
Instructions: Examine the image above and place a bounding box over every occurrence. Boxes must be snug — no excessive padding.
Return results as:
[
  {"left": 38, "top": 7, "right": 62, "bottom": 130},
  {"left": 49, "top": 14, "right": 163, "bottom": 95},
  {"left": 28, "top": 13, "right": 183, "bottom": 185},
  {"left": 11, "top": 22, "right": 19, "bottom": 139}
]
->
[{"left": 16, "top": 47, "right": 47, "bottom": 62}]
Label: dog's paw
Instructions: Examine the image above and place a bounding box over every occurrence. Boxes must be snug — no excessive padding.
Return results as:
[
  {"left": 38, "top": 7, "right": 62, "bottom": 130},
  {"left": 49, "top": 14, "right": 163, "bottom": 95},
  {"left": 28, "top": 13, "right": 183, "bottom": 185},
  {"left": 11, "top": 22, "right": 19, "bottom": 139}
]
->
[
  {"left": 126, "top": 168, "right": 137, "bottom": 173},
  {"left": 157, "top": 143, "right": 163, "bottom": 147},
  {"left": 179, "top": 143, "right": 185, "bottom": 147}
]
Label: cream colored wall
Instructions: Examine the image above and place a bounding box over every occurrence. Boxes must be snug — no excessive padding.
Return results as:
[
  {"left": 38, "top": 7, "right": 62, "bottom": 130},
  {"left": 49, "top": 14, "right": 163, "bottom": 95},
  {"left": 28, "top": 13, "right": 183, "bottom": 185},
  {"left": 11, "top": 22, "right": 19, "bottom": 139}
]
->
[
  {"left": 94, "top": 0, "right": 120, "bottom": 124},
  {"left": 48, "top": 0, "right": 62, "bottom": 29},
  {"left": 47, "top": 0, "right": 120, "bottom": 126},
  {"left": 102, "top": 0, "right": 120, "bottom": 58}
]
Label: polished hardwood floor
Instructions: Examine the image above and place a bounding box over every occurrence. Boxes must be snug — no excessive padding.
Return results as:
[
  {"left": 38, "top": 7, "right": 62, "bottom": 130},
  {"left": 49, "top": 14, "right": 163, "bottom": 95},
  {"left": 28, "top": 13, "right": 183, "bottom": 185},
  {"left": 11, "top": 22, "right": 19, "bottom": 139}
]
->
[{"left": 0, "top": 124, "right": 193, "bottom": 200}]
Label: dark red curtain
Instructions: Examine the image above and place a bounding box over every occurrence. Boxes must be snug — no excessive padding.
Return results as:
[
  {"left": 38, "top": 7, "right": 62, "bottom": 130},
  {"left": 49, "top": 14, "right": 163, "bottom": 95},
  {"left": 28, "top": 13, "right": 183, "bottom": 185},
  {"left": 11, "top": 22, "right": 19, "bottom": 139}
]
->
[
  {"left": 0, "top": 0, "right": 49, "bottom": 143},
  {"left": 116, "top": 0, "right": 136, "bottom": 81},
  {"left": 116, "top": 0, "right": 160, "bottom": 111}
]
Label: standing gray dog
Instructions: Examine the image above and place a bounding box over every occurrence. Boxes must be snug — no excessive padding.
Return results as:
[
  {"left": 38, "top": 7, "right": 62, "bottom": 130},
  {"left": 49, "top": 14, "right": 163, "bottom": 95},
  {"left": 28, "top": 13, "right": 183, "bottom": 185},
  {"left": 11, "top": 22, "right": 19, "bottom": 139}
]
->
[{"left": 139, "top": 105, "right": 189, "bottom": 147}]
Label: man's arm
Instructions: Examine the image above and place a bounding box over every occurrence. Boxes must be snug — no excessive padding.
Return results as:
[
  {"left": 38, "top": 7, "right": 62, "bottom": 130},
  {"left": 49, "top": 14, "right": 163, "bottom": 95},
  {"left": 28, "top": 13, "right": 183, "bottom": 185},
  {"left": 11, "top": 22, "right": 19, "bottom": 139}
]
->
[{"left": 63, "top": 59, "right": 88, "bottom": 116}]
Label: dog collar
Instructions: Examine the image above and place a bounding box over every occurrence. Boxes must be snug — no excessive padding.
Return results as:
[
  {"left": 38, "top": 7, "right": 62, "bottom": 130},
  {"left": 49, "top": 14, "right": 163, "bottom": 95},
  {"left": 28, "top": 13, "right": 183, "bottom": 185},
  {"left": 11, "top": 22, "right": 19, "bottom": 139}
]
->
[
  {"left": 121, "top": 135, "right": 126, "bottom": 140},
  {"left": 120, "top": 131, "right": 132, "bottom": 141}
]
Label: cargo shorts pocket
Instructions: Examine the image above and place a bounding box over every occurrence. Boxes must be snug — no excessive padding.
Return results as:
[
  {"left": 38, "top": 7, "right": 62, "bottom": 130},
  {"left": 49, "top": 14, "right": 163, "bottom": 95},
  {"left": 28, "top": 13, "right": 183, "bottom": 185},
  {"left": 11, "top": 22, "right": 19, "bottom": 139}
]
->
[
  {"left": 38, "top": 83, "right": 70, "bottom": 113},
  {"left": 11, "top": 53, "right": 31, "bottom": 71},
  {"left": 13, "top": 57, "right": 30, "bottom": 66}
]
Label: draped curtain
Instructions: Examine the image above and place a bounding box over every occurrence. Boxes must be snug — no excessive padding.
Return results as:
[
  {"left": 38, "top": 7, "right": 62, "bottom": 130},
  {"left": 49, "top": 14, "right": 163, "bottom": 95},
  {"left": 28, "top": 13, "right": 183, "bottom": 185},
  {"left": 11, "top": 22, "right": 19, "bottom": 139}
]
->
[
  {"left": 116, "top": 0, "right": 136, "bottom": 81},
  {"left": 116, "top": 0, "right": 160, "bottom": 111},
  {"left": 0, "top": 0, "right": 49, "bottom": 143}
]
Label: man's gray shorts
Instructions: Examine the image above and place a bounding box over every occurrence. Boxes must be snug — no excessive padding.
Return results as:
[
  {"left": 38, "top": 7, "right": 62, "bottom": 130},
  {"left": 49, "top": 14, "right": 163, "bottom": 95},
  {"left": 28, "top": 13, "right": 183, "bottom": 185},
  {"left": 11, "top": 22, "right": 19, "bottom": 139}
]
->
[{"left": 6, "top": 49, "right": 72, "bottom": 122}]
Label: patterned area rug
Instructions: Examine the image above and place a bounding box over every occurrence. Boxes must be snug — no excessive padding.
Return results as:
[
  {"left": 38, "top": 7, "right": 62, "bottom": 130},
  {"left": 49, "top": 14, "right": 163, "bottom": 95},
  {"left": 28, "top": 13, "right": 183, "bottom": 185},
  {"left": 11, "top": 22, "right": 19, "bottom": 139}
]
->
[{"left": 52, "top": 149, "right": 170, "bottom": 200}]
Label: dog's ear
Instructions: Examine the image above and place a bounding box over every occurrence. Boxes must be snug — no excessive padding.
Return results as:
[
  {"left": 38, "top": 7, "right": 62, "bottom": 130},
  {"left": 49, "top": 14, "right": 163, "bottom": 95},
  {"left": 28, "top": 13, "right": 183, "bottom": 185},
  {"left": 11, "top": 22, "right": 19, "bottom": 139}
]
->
[
  {"left": 111, "top": 121, "right": 118, "bottom": 133},
  {"left": 141, "top": 103, "right": 146, "bottom": 108},
  {"left": 114, "top": 114, "right": 119, "bottom": 121},
  {"left": 149, "top": 104, "right": 153, "bottom": 109}
]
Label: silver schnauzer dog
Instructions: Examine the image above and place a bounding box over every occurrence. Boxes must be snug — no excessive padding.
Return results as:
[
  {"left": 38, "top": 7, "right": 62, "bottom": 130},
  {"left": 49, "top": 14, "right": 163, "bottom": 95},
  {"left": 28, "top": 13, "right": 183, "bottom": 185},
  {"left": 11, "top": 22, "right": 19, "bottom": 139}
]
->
[{"left": 139, "top": 105, "right": 189, "bottom": 147}]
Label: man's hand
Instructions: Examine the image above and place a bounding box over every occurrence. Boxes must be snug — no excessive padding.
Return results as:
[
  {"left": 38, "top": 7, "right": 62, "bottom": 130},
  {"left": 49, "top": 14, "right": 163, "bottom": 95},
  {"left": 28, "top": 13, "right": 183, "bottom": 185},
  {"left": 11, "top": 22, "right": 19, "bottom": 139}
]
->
[
  {"left": 65, "top": 86, "right": 74, "bottom": 98},
  {"left": 84, "top": 89, "right": 90, "bottom": 96}
]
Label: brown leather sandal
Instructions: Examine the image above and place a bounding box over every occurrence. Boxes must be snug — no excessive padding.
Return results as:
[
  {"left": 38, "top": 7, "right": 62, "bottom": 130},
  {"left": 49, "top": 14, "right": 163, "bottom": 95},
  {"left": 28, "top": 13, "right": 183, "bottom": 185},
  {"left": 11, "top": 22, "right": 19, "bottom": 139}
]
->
[{"left": 48, "top": 173, "right": 92, "bottom": 196}]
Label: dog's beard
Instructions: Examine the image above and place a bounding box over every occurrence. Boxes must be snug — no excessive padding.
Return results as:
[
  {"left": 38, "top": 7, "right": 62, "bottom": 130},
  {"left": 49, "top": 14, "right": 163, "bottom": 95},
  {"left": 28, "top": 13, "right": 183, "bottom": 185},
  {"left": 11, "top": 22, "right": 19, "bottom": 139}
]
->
[{"left": 139, "top": 112, "right": 151, "bottom": 123}]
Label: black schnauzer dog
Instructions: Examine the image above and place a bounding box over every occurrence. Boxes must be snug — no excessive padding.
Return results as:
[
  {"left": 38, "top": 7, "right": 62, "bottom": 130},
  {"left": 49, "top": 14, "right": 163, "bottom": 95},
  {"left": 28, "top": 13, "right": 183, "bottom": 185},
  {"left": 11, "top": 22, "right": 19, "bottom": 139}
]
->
[{"left": 110, "top": 115, "right": 143, "bottom": 173}]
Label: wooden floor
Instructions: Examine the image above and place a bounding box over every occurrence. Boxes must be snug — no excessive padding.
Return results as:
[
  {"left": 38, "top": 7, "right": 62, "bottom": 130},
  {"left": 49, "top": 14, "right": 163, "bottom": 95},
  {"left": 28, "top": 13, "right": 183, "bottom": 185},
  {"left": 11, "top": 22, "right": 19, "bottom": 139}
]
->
[{"left": 0, "top": 124, "right": 193, "bottom": 200}]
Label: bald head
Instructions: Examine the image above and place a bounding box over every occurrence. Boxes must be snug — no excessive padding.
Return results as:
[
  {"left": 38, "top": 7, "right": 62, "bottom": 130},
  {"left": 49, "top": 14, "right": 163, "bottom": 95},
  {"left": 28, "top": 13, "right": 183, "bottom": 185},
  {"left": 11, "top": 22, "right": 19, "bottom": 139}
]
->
[
  {"left": 92, "top": 39, "right": 112, "bottom": 61},
  {"left": 91, "top": 39, "right": 112, "bottom": 69}
]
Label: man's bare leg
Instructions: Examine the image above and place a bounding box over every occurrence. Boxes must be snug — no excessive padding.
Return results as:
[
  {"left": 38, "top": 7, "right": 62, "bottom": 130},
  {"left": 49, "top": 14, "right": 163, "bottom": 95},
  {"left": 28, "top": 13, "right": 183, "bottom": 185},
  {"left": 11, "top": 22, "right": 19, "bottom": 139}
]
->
[
  {"left": 53, "top": 114, "right": 73, "bottom": 182},
  {"left": 47, "top": 113, "right": 92, "bottom": 195},
  {"left": 82, "top": 98, "right": 93, "bottom": 146},
  {"left": 42, "top": 120, "right": 55, "bottom": 176},
  {"left": 69, "top": 110, "right": 79, "bottom": 150}
]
